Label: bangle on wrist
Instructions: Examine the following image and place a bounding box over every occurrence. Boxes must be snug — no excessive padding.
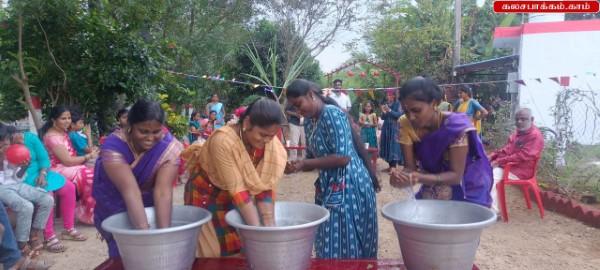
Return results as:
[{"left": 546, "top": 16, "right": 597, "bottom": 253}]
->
[{"left": 436, "top": 174, "right": 441, "bottom": 182}]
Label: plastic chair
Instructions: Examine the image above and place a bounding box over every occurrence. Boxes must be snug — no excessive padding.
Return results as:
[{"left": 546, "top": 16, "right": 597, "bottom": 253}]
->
[{"left": 496, "top": 158, "right": 544, "bottom": 222}]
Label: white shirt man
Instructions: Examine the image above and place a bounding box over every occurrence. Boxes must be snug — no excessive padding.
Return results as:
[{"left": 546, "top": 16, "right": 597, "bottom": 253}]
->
[{"left": 331, "top": 79, "right": 352, "bottom": 111}]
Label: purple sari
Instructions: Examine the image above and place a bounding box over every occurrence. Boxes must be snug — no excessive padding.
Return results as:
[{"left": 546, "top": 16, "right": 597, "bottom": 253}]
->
[
  {"left": 414, "top": 113, "right": 492, "bottom": 207},
  {"left": 92, "top": 131, "right": 177, "bottom": 258}
]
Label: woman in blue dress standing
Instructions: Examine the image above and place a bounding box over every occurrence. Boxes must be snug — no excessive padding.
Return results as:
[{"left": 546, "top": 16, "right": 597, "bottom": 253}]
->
[
  {"left": 286, "top": 79, "right": 379, "bottom": 259},
  {"left": 379, "top": 90, "right": 404, "bottom": 171}
]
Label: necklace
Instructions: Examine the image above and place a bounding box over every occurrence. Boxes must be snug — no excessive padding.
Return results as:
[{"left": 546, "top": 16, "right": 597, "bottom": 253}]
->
[{"left": 126, "top": 135, "right": 143, "bottom": 159}]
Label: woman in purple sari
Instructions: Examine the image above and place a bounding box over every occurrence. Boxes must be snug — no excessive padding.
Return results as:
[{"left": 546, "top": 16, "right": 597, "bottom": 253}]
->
[
  {"left": 93, "top": 100, "right": 183, "bottom": 259},
  {"left": 390, "top": 77, "right": 492, "bottom": 207}
]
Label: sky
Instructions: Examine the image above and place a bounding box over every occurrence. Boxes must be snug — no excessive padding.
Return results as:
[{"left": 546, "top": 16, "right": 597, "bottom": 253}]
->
[
  {"left": 315, "top": 29, "right": 361, "bottom": 73},
  {"left": 314, "top": 0, "right": 487, "bottom": 73}
]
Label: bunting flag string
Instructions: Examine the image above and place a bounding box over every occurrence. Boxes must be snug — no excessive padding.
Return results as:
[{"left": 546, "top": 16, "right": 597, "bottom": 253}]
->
[{"left": 165, "top": 69, "right": 598, "bottom": 92}]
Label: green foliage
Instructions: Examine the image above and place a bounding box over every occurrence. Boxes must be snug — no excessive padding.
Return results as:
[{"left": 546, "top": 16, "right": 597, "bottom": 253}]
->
[
  {"left": 159, "top": 93, "right": 188, "bottom": 139},
  {"left": 237, "top": 20, "right": 322, "bottom": 99},
  {"left": 366, "top": 0, "right": 518, "bottom": 82},
  {"left": 0, "top": 0, "right": 323, "bottom": 134}
]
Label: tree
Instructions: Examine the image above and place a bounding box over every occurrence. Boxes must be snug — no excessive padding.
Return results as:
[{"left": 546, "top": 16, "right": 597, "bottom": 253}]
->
[
  {"left": 228, "top": 20, "right": 322, "bottom": 103},
  {"left": 259, "top": 0, "right": 359, "bottom": 79},
  {"left": 365, "top": 0, "right": 517, "bottom": 82}
]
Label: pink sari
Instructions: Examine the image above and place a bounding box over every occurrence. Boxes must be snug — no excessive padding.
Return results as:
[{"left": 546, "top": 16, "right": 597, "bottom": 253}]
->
[{"left": 44, "top": 133, "right": 95, "bottom": 224}]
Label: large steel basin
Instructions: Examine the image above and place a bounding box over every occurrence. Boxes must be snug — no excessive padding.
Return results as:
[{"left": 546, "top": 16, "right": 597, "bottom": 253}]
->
[
  {"left": 225, "top": 201, "right": 330, "bottom": 270},
  {"left": 101, "top": 205, "right": 211, "bottom": 270},
  {"left": 382, "top": 200, "right": 496, "bottom": 270}
]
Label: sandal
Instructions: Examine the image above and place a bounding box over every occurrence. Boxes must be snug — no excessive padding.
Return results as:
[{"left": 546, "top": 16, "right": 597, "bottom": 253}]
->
[
  {"left": 61, "top": 228, "right": 87, "bottom": 241},
  {"left": 14, "top": 255, "right": 52, "bottom": 270},
  {"left": 28, "top": 236, "right": 44, "bottom": 258},
  {"left": 44, "top": 235, "right": 67, "bottom": 253},
  {"left": 20, "top": 244, "right": 33, "bottom": 257}
]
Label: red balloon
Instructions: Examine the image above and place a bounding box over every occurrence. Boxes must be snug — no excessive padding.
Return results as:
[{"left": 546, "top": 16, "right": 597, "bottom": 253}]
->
[
  {"left": 373, "top": 70, "right": 380, "bottom": 77},
  {"left": 5, "top": 144, "right": 30, "bottom": 165},
  {"left": 346, "top": 70, "right": 354, "bottom": 77},
  {"left": 360, "top": 72, "right": 366, "bottom": 78}
]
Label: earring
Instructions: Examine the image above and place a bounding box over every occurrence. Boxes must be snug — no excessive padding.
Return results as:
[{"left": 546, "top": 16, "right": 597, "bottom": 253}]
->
[
  {"left": 312, "top": 97, "right": 316, "bottom": 101},
  {"left": 242, "top": 127, "right": 246, "bottom": 132}
]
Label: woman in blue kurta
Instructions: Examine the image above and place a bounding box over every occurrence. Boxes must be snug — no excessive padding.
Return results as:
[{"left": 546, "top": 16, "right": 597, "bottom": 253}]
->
[
  {"left": 286, "top": 79, "right": 379, "bottom": 259},
  {"left": 379, "top": 90, "right": 404, "bottom": 170}
]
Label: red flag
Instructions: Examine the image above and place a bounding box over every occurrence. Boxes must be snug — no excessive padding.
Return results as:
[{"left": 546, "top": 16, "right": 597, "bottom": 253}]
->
[{"left": 560, "top": 76, "right": 570, "bottom": 86}]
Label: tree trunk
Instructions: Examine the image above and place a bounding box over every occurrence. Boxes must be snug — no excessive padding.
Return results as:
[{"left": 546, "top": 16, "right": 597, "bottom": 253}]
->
[
  {"left": 189, "top": 1, "right": 195, "bottom": 36},
  {"left": 13, "top": 15, "right": 43, "bottom": 130}
]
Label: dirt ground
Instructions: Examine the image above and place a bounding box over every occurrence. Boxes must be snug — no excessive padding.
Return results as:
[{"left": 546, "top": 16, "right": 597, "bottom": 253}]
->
[{"left": 43, "top": 160, "right": 600, "bottom": 270}]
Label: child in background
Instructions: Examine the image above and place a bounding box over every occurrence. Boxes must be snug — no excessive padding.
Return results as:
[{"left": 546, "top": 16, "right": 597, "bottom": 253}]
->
[
  {"left": 0, "top": 144, "right": 54, "bottom": 259},
  {"left": 359, "top": 101, "right": 378, "bottom": 148},
  {"left": 68, "top": 112, "right": 94, "bottom": 157},
  {"left": 201, "top": 111, "right": 218, "bottom": 139}
]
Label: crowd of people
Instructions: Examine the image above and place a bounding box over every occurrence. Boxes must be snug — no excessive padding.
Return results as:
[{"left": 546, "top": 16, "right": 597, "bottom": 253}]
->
[{"left": 0, "top": 76, "right": 545, "bottom": 269}]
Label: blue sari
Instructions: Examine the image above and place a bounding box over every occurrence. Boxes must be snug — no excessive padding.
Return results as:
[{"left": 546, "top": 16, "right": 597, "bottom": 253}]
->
[
  {"left": 379, "top": 101, "right": 403, "bottom": 165},
  {"left": 208, "top": 102, "right": 225, "bottom": 129},
  {"left": 304, "top": 105, "right": 378, "bottom": 259}
]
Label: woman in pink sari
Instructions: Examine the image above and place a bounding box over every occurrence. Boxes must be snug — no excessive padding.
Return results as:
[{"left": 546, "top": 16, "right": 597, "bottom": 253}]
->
[{"left": 41, "top": 106, "right": 97, "bottom": 246}]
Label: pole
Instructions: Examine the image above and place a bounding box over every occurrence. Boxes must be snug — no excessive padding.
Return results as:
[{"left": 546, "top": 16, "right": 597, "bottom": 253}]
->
[{"left": 453, "top": 0, "right": 462, "bottom": 76}]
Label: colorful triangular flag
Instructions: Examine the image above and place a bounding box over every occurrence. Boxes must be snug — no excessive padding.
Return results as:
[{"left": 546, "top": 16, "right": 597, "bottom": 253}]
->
[
  {"left": 515, "top": 80, "right": 526, "bottom": 86},
  {"left": 559, "top": 76, "right": 570, "bottom": 86}
]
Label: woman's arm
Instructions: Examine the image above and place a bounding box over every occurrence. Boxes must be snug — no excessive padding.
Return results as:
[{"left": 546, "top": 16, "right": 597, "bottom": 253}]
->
[
  {"left": 388, "top": 104, "right": 404, "bottom": 119},
  {"left": 84, "top": 125, "right": 94, "bottom": 153},
  {"left": 472, "top": 100, "right": 488, "bottom": 119},
  {"left": 103, "top": 157, "right": 150, "bottom": 229},
  {"left": 414, "top": 145, "right": 467, "bottom": 185},
  {"left": 28, "top": 135, "right": 51, "bottom": 187},
  {"left": 30, "top": 134, "right": 51, "bottom": 169},
  {"left": 358, "top": 114, "right": 366, "bottom": 127},
  {"left": 50, "top": 144, "right": 95, "bottom": 166},
  {"left": 294, "top": 155, "right": 350, "bottom": 172},
  {"left": 232, "top": 192, "right": 261, "bottom": 226},
  {"left": 153, "top": 163, "right": 177, "bottom": 228},
  {"left": 391, "top": 142, "right": 467, "bottom": 187},
  {"left": 401, "top": 144, "right": 417, "bottom": 171},
  {"left": 255, "top": 191, "right": 274, "bottom": 226}
]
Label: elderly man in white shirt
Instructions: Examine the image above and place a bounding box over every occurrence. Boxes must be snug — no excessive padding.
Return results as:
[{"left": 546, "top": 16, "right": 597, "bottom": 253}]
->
[{"left": 330, "top": 79, "right": 352, "bottom": 112}]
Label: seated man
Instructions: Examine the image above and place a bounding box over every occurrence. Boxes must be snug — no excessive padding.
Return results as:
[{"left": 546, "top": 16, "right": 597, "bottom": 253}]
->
[{"left": 488, "top": 108, "right": 544, "bottom": 212}]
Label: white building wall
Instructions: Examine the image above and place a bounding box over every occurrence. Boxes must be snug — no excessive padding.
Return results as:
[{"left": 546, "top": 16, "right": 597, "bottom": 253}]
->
[{"left": 519, "top": 28, "right": 600, "bottom": 144}]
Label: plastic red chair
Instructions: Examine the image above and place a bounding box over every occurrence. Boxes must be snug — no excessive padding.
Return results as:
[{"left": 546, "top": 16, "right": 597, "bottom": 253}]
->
[{"left": 496, "top": 157, "right": 544, "bottom": 222}]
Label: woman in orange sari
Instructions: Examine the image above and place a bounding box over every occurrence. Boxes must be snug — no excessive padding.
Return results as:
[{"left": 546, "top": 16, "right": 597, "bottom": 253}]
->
[
  {"left": 182, "top": 97, "right": 287, "bottom": 257},
  {"left": 41, "top": 106, "right": 97, "bottom": 229}
]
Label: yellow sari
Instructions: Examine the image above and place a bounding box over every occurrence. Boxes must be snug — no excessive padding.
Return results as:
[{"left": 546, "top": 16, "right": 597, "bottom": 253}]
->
[{"left": 456, "top": 100, "right": 482, "bottom": 135}]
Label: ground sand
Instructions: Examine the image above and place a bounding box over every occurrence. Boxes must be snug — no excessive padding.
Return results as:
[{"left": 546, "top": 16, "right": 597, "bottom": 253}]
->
[{"left": 44, "top": 160, "right": 600, "bottom": 269}]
